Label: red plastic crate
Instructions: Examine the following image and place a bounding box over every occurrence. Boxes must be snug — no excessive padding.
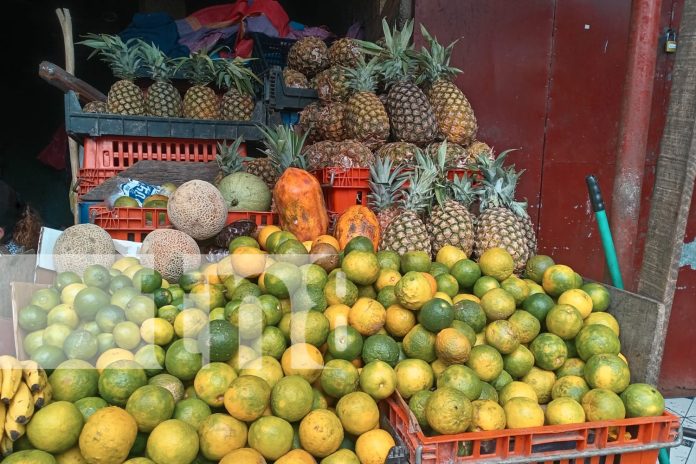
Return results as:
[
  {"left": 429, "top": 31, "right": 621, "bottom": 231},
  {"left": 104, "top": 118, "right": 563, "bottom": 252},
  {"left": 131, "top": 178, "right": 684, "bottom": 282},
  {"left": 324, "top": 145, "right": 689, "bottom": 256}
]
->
[
  {"left": 382, "top": 394, "right": 681, "bottom": 464},
  {"left": 77, "top": 137, "right": 245, "bottom": 197},
  {"left": 88, "top": 205, "right": 278, "bottom": 242},
  {"left": 312, "top": 167, "right": 370, "bottom": 214}
]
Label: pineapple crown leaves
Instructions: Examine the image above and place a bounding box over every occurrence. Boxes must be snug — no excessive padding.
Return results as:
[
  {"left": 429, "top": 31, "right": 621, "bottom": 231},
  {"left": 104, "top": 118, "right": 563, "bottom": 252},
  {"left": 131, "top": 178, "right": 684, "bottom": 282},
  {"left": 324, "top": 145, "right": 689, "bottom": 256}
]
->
[
  {"left": 215, "top": 57, "right": 261, "bottom": 96},
  {"left": 414, "top": 25, "right": 462, "bottom": 86},
  {"left": 451, "top": 172, "right": 481, "bottom": 207},
  {"left": 416, "top": 141, "right": 451, "bottom": 207},
  {"left": 257, "top": 124, "right": 309, "bottom": 173},
  {"left": 216, "top": 137, "right": 246, "bottom": 175},
  {"left": 402, "top": 165, "right": 437, "bottom": 214},
  {"left": 368, "top": 156, "right": 408, "bottom": 211},
  {"left": 136, "top": 40, "right": 176, "bottom": 82},
  {"left": 80, "top": 33, "right": 142, "bottom": 80},
  {"left": 343, "top": 56, "right": 381, "bottom": 94},
  {"left": 359, "top": 18, "right": 416, "bottom": 86},
  {"left": 173, "top": 50, "right": 218, "bottom": 86},
  {"left": 476, "top": 148, "right": 530, "bottom": 218}
]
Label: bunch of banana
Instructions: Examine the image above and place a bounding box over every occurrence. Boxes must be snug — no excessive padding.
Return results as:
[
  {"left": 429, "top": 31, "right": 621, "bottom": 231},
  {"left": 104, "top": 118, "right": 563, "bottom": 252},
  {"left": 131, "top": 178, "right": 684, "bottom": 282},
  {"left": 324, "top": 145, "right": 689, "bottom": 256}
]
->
[{"left": 0, "top": 356, "right": 51, "bottom": 456}]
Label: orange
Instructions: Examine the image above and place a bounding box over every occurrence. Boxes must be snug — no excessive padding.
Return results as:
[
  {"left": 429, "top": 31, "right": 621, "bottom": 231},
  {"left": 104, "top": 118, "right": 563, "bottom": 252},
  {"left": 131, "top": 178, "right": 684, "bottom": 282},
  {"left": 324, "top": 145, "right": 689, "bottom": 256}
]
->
[
  {"left": 299, "top": 409, "right": 343, "bottom": 458},
  {"left": 469, "top": 399, "right": 506, "bottom": 432},
  {"left": 231, "top": 247, "right": 267, "bottom": 278},
  {"left": 313, "top": 234, "right": 340, "bottom": 251},
  {"left": 478, "top": 248, "right": 514, "bottom": 281},
  {"left": 542, "top": 264, "right": 578, "bottom": 297},
  {"left": 422, "top": 272, "right": 437, "bottom": 295},
  {"left": 504, "top": 397, "right": 545, "bottom": 428},
  {"left": 436, "top": 245, "right": 468, "bottom": 270},
  {"left": 348, "top": 298, "right": 386, "bottom": 336},
  {"left": 355, "top": 429, "right": 395, "bottom": 464},
  {"left": 558, "top": 289, "right": 593, "bottom": 318},
  {"left": 201, "top": 264, "right": 221, "bottom": 284},
  {"left": 394, "top": 359, "right": 434, "bottom": 399},
  {"left": 375, "top": 269, "right": 401, "bottom": 291},
  {"left": 546, "top": 397, "right": 586, "bottom": 425},
  {"left": 223, "top": 375, "right": 271, "bottom": 422},
  {"left": 258, "top": 225, "right": 282, "bottom": 250},
  {"left": 435, "top": 328, "right": 472, "bottom": 365},
  {"left": 433, "top": 292, "right": 453, "bottom": 304},
  {"left": 453, "top": 293, "right": 480, "bottom": 304},
  {"left": 359, "top": 361, "right": 396, "bottom": 400},
  {"left": 275, "top": 449, "right": 317, "bottom": 464},
  {"left": 219, "top": 448, "right": 266, "bottom": 464},
  {"left": 335, "top": 392, "right": 379, "bottom": 435},
  {"left": 281, "top": 343, "right": 324, "bottom": 383},
  {"left": 248, "top": 416, "right": 294, "bottom": 461},
  {"left": 522, "top": 366, "right": 556, "bottom": 404},
  {"left": 499, "top": 381, "right": 538, "bottom": 405},
  {"left": 324, "top": 304, "right": 351, "bottom": 330},
  {"left": 384, "top": 304, "right": 416, "bottom": 338}
]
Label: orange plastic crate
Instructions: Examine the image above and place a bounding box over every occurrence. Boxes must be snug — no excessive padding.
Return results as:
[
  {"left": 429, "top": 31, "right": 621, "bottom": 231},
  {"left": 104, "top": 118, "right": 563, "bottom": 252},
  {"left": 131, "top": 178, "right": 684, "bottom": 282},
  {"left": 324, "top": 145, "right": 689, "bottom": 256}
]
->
[
  {"left": 77, "top": 137, "right": 244, "bottom": 197},
  {"left": 88, "top": 205, "right": 278, "bottom": 242},
  {"left": 382, "top": 394, "right": 681, "bottom": 464},
  {"left": 312, "top": 167, "right": 370, "bottom": 214}
]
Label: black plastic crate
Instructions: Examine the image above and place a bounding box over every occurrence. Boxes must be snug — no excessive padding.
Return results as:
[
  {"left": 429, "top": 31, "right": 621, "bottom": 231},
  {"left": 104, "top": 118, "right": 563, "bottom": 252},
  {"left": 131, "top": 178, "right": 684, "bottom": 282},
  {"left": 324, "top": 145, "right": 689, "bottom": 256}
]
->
[
  {"left": 250, "top": 32, "right": 298, "bottom": 74},
  {"left": 64, "top": 91, "right": 268, "bottom": 140}
]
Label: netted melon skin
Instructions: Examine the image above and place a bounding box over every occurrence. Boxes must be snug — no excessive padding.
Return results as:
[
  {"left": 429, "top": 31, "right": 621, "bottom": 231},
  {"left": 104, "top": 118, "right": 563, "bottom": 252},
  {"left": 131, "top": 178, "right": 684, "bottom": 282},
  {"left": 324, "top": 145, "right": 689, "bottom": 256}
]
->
[
  {"left": 167, "top": 180, "right": 228, "bottom": 240},
  {"left": 53, "top": 224, "right": 116, "bottom": 274},
  {"left": 140, "top": 229, "right": 201, "bottom": 282}
]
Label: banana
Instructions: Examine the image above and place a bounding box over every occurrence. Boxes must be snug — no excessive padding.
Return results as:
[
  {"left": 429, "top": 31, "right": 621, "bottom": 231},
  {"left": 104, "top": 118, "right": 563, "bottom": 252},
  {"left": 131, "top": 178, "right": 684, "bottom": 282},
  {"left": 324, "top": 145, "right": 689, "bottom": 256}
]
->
[
  {"left": 21, "top": 360, "right": 45, "bottom": 393},
  {"left": 0, "top": 401, "right": 5, "bottom": 439},
  {"left": 8, "top": 383, "right": 33, "bottom": 424},
  {"left": 33, "top": 382, "right": 52, "bottom": 409},
  {"left": 4, "top": 413, "right": 25, "bottom": 441},
  {"left": 0, "top": 356, "right": 23, "bottom": 404},
  {"left": 0, "top": 434, "right": 12, "bottom": 457}
]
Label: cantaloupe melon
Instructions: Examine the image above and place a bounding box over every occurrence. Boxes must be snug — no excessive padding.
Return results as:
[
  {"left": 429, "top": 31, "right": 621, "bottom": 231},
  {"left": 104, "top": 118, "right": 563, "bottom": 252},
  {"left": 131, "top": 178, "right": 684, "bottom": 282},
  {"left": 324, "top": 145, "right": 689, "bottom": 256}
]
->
[
  {"left": 140, "top": 229, "right": 201, "bottom": 282},
  {"left": 167, "top": 180, "right": 227, "bottom": 240},
  {"left": 53, "top": 224, "right": 115, "bottom": 275}
]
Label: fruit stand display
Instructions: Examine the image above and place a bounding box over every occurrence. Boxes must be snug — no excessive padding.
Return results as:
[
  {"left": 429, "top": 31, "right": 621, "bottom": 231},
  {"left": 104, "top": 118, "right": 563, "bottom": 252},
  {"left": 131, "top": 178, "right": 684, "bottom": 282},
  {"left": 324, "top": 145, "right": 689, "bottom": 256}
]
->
[{"left": 0, "top": 17, "right": 682, "bottom": 464}]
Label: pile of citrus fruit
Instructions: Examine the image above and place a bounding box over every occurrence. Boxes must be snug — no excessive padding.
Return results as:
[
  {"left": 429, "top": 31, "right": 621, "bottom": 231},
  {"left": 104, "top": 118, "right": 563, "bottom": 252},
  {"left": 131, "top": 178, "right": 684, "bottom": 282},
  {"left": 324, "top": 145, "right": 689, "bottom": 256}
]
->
[{"left": 6, "top": 225, "right": 666, "bottom": 464}]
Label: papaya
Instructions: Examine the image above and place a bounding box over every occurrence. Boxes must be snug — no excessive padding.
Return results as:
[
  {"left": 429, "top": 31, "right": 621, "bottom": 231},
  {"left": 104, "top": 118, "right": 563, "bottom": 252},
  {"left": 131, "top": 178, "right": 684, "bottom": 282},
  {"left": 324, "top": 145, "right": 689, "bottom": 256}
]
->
[
  {"left": 273, "top": 167, "right": 329, "bottom": 241},
  {"left": 334, "top": 206, "right": 380, "bottom": 250}
]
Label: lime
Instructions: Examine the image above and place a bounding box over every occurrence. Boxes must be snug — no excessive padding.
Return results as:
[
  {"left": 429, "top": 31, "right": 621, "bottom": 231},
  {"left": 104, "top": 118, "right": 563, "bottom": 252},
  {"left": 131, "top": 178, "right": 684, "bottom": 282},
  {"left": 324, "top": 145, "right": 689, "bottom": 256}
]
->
[
  {"left": 473, "top": 276, "right": 500, "bottom": 298},
  {"left": 126, "top": 295, "right": 157, "bottom": 325},
  {"left": 165, "top": 338, "right": 203, "bottom": 381},
  {"left": 97, "top": 333, "right": 116, "bottom": 353},
  {"left": 253, "top": 326, "right": 287, "bottom": 359},
  {"left": 362, "top": 334, "right": 399, "bottom": 367},
  {"left": 344, "top": 236, "right": 374, "bottom": 254},
  {"left": 158, "top": 305, "right": 180, "bottom": 325},
  {"left": 376, "top": 250, "right": 400, "bottom": 271},
  {"left": 263, "top": 262, "right": 302, "bottom": 299},
  {"left": 63, "top": 330, "right": 99, "bottom": 360},
  {"left": 43, "top": 323, "right": 72, "bottom": 348},
  {"left": 133, "top": 268, "right": 163, "bottom": 294},
  {"left": 418, "top": 299, "right": 454, "bottom": 332},
  {"left": 266, "top": 231, "right": 296, "bottom": 254},
  {"left": 134, "top": 344, "right": 166, "bottom": 376},
  {"left": 229, "top": 303, "right": 267, "bottom": 340},
  {"left": 111, "top": 287, "right": 139, "bottom": 310},
  {"left": 275, "top": 240, "right": 310, "bottom": 266},
  {"left": 581, "top": 282, "right": 611, "bottom": 312},
  {"left": 109, "top": 275, "right": 133, "bottom": 294},
  {"left": 327, "top": 326, "right": 364, "bottom": 361},
  {"left": 32, "top": 345, "right": 67, "bottom": 371},
  {"left": 522, "top": 293, "right": 555, "bottom": 323},
  {"left": 450, "top": 259, "right": 482, "bottom": 289},
  {"left": 377, "top": 286, "right": 397, "bottom": 308},
  {"left": 400, "top": 251, "right": 431, "bottom": 273},
  {"left": 74, "top": 287, "right": 110, "bottom": 321},
  {"left": 258, "top": 294, "right": 282, "bottom": 326},
  {"left": 83, "top": 264, "right": 112, "bottom": 289},
  {"left": 31, "top": 288, "right": 61, "bottom": 311},
  {"left": 153, "top": 288, "right": 173, "bottom": 308},
  {"left": 229, "top": 236, "right": 260, "bottom": 253},
  {"left": 197, "top": 319, "right": 239, "bottom": 362},
  {"left": 95, "top": 305, "right": 126, "bottom": 333},
  {"left": 525, "top": 255, "right": 555, "bottom": 284},
  {"left": 429, "top": 262, "right": 450, "bottom": 277},
  {"left": 453, "top": 300, "right": 486, "bottom": 333},
  {"left": 18, "top": 305, "right": 48, "bottom": 331},
  {"left": 436, "top": 274, "right": 459, "bottom": 297},
  {"left": 113, "top": 321, "right": 142, "bottom": 350},
  {"left": 55, "top": 271, "right": 82, "bottom": 291},
  {"left": 290, "top": 311, "right": 330, "bottom": 347}
]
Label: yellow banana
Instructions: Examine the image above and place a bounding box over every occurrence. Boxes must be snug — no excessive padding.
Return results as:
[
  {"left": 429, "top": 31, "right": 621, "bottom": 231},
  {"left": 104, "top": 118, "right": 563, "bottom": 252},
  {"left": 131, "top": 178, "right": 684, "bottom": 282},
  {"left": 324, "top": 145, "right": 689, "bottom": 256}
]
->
[
  {"left": 0, "top": 356, "right": 23, "bottom": 404},
  {"left": 0, "top": 434, "right": 12, "bottom": 457},
  {"left": 0, "top": 401, "right": 5, "bottom": 440},
  {"left": 4, "top": 413, "right": 25, "bottom": 441},
  {"left": 8, "top": 383, "right": 33, "bottom": 424},
  {"left": 33, "top": 382, "right": 52, "bottom": 409},
  {"left": 21, "top": 360, "right": 44, "bottom": 393}
]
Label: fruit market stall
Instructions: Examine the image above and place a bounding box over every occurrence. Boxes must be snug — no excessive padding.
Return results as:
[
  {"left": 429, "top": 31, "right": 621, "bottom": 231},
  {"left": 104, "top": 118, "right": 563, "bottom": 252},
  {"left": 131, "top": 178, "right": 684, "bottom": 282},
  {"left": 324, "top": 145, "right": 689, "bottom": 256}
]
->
[{"left": 0, "top": 2, "right": 688, "bottom": 464}]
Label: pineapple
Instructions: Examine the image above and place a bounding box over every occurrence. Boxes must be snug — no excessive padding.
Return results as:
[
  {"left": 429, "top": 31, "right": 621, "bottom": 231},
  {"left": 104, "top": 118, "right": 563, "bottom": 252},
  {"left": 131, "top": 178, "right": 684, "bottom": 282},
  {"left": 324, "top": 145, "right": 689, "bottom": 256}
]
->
[
  {"left": 177, "top": 51, "right": 220, "bottom": 120},
  {"left": 216, "top": 57, "right": 260, "bottom": 121},
  {"left": 426, "top": 142, "right": 478, "bottom": 256},
  {"left": 215, "top": 138, "right": 246, "bottom": 184},
  {"left": 380, "top": 166, "right": 436, "bottom": 256},
  {"left": 304, "top": 140, "right": 373, "bottom": 170},
  {"left": 329, "top": 38, "right": 362, "bottom": 67},
  {"left": 298, "top": 101, "right": 322, "bottom": 143},
  {"left": 315, "top": 66, "right": 351, "bottom": 102},
  {"left": 137, "top": 40, "right": 182, "bottom": 117},
  {"left": 364, "top": 19, "right": 437, "bottom": 145},
  {"left": 416, "top": 26, "right": 478, "bottom": 146},
  {"left": 368, "top": 156, "right": 407, "bottom": 232},
  {"left": 474, "top": 150, "right": 536, "bottom": 272},
  {"left": 343, "top": 57, "right": 390, "bottom": 147},
  {"left": 80, "top": 34, "right": 145, "bottom": 115},
  {"left": 283, "top": 68, "right": 310, "bottom": 88},
  {"left": 467, "top": 140, "right": 495, "bottom": 162},
  {"left": 83, "top": 101, "right": 107, "bottom": 113},
  {"left": 376, "top": 142, "right": 419, "bottom": 165},
  {"left": 315, "top": 102, "right": 346, "bottom": 141},
  {"left": 426, "top": 141, "right": 470, "bottom": 168},
  {"left": 287, "top": 37, "right": 329, "bottom": 78}
]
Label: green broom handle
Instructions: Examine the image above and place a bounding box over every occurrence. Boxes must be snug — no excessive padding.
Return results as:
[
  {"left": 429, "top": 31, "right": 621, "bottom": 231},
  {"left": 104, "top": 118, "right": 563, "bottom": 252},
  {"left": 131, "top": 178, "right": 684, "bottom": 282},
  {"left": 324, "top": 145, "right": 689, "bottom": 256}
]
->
[{"left": 586, "top": 176, "right": 625, "bottom": 289}]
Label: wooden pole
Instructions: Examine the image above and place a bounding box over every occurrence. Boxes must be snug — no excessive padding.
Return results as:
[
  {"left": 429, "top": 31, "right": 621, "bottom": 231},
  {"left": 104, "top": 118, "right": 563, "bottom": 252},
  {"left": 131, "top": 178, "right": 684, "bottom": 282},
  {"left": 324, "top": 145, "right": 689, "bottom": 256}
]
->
[
  {"left": 56, "top": 8, "right": 80, "bottom": 225},
  {"left": 638, "top": 0, "right": 696, "bottom": 389}
]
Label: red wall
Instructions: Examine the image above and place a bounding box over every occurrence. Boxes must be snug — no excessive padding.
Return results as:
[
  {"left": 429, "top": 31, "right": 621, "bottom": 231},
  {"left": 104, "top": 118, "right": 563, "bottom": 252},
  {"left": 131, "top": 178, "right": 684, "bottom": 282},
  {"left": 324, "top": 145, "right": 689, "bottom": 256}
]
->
[{"left": 416, "top": 0, "right": 691, "bottom": 395}]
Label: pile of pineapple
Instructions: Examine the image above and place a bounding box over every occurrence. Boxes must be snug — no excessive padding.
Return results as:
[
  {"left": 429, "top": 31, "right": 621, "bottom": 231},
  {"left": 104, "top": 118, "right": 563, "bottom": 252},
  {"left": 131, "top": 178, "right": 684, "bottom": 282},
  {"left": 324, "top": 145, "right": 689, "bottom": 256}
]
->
[{"left": 79, "top": 34, "right": 260, "bottom": 121}]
